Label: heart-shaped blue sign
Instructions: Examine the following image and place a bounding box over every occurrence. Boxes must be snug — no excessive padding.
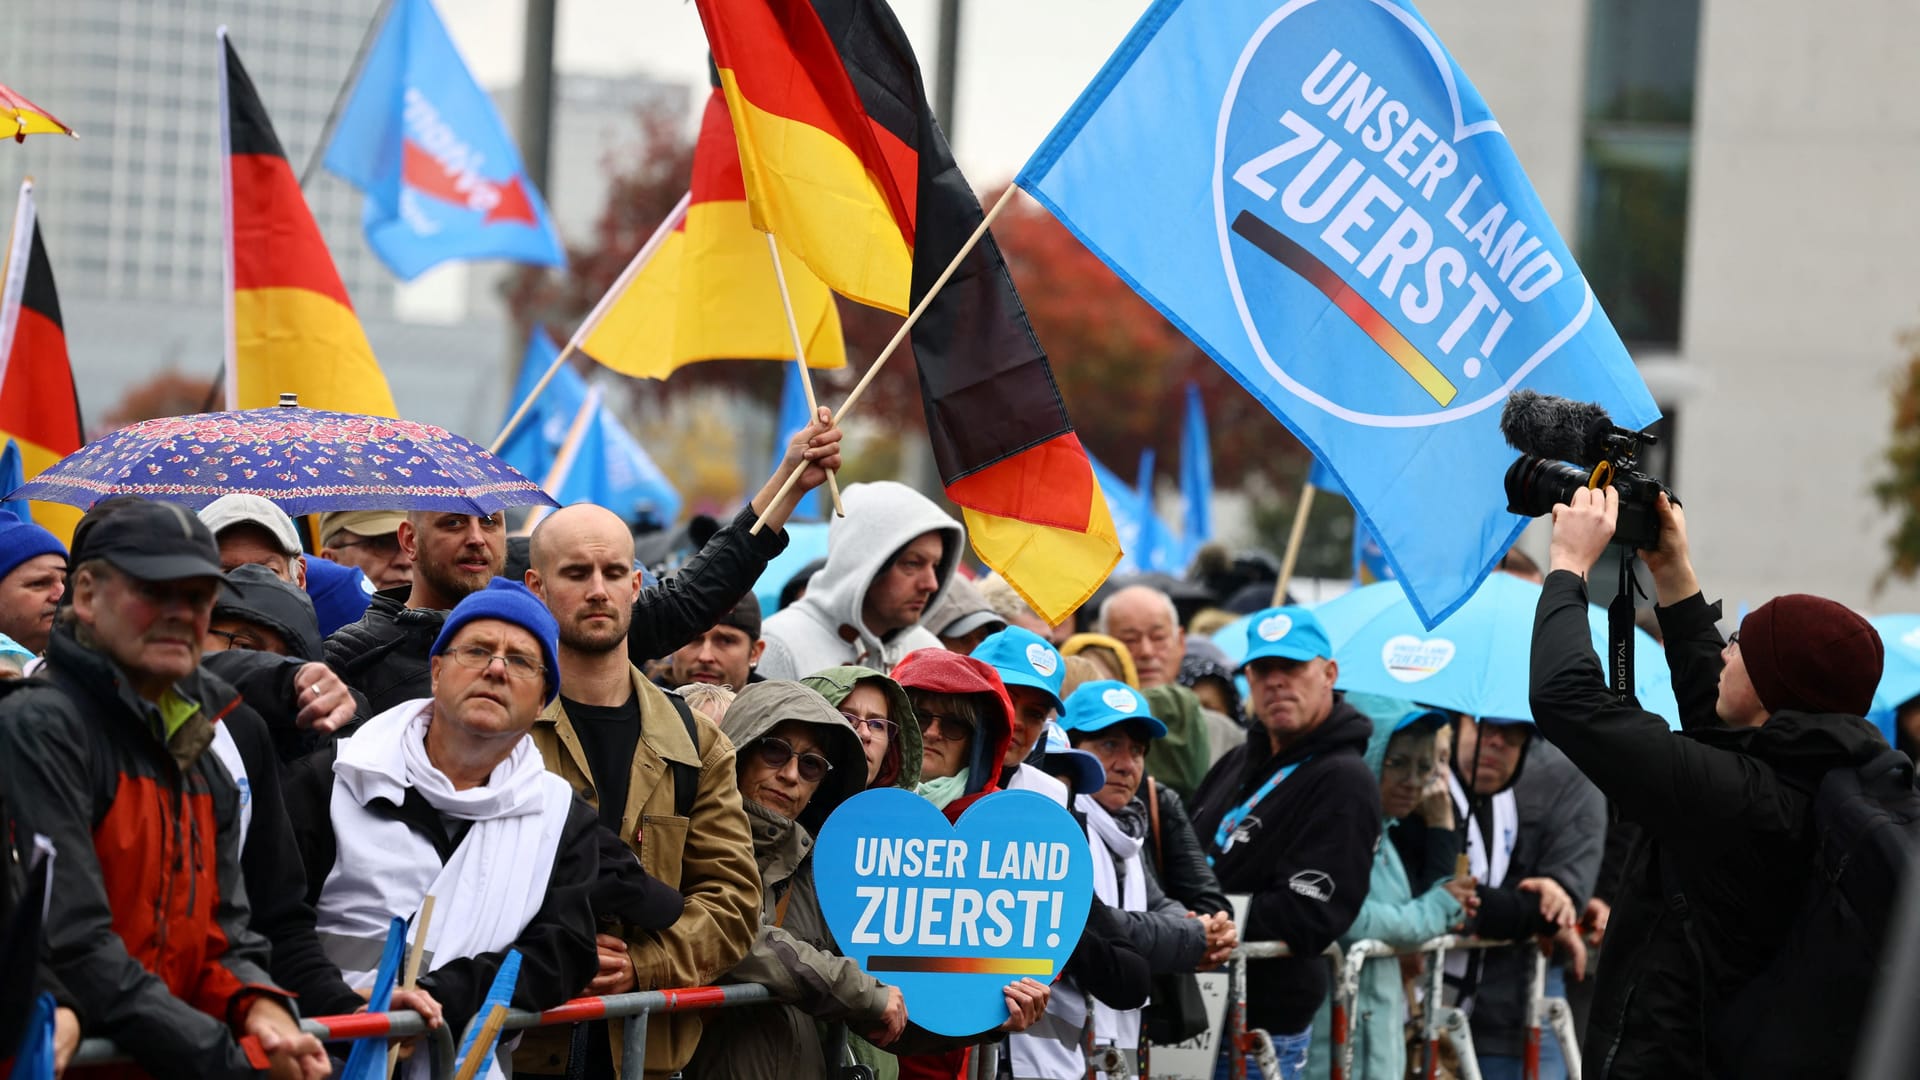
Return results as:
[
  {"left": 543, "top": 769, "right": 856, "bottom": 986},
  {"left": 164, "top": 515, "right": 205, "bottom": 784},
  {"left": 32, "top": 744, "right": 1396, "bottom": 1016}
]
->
[{"left": 814, "top": 787, "right": 1094, "bottom": 1036}]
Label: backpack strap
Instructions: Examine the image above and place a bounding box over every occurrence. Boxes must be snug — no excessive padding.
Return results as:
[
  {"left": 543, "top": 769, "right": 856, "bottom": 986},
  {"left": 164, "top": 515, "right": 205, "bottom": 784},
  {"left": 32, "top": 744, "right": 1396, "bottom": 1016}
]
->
[
  {"left": 1147, "top": 776, "right": 1165, "bottom": 872},
  {"left": 664, "top": 691, "right": 702, "bottom": 820}
]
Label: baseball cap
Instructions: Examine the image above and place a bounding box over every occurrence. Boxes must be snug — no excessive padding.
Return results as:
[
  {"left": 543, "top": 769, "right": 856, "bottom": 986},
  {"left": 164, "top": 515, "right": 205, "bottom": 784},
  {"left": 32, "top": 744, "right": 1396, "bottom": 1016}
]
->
[
  {"left": 924, "top": 574, "right": 1006, "bottom": 641},
  {"left": 971, "top": 626, "right": 1066, "bottom": 714},
  {"left": 1039, "top": 720, "right": 1106, "bottom": 794},
  {"left": 214, "top": 563, "right": 323, "bottom": 660},
  {"left": 198, "top": 494, "right": 302, "bottom": 558},
  {"left": 74, "top": 498, "right": 235, "bottom": 587},
  {"left": 317, "top": 509, "right": 406, "bottom": 546},
  {"left": 1239, "top": 606, "right": 1333, "bottom": 670},
  {"left": 1062, "top": 679, "right": 1169, "bottom": 739}
]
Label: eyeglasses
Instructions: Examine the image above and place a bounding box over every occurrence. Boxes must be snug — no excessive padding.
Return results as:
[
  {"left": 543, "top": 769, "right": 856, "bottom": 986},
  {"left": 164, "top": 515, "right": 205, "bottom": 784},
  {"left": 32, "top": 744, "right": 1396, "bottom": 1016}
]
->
[
  {"left": 1727, "top": 631, "right": 1741, "bottom": 647},
  {"left": 754, "top": 737, "right": 834, "bottom": 783},
  {"left": 208, "top": 628, "right": 271, "bottom": 652},
  {"left": 445, "top": 644, "right": 545, "bottom": 681},
  {"left": 842, "top": 712, "right": 898, "bottom": 739},
  {"left": 329, "top": 534, "right": 402, "bottom": 556},
  {"left": 918, "top": 712, "right": 975, "bottom": 737}
]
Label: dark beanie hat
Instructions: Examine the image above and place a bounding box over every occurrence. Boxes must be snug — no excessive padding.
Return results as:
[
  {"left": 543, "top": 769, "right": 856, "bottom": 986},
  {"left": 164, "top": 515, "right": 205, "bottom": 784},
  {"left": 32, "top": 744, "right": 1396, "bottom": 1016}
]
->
[
  {"left": 1739, "top": 595, "right": 1883, "bottom": 717},
  {"left": 718, "top": 590, "right": 763, "bottom": 640}
]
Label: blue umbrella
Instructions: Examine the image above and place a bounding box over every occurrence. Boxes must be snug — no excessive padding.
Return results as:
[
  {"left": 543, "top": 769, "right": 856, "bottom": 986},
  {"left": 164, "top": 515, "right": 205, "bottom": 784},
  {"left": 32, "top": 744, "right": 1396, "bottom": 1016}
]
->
[
  {"left": 7, "top": 404, "right": 556, "bottom": 517},
  {"left": 1866, "top": 614, "right": 1920, "bottom": 744},
  {"left": 1309, "top": 576, "right": 1681, "bottom": 727}
]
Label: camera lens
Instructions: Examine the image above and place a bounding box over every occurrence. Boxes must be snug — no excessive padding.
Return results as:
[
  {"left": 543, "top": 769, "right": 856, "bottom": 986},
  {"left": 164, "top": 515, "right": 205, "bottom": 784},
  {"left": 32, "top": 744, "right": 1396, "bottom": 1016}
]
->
[{"left": 1504, "top": 455, "right": 1592, "bottom": 519}]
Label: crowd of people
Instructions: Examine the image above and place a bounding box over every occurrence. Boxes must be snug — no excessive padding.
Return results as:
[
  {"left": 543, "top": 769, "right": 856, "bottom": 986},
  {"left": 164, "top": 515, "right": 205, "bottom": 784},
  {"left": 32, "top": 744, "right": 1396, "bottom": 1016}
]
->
[{"left": 0, "top": 413, "right": 1905, "bottom": 1080}]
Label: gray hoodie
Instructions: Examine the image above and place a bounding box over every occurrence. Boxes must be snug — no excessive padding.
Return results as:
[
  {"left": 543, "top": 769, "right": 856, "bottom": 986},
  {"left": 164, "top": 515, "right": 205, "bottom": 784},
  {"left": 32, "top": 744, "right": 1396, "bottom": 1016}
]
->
[{"left": 758, "top": 482, "right": 965, "bottom": 680}]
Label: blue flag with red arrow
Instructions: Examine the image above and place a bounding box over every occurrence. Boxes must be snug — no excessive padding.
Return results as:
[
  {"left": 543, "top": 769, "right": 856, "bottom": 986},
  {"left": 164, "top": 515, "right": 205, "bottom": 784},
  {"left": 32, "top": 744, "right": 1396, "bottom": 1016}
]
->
[{"left": 324, "top": 0, "right": 565, "bottom": 280}]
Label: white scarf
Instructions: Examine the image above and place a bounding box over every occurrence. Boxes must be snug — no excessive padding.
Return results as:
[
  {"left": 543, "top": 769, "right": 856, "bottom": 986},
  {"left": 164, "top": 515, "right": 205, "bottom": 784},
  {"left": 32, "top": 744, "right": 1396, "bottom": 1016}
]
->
[
  {"left": 318, "top": 700, "right": 574, "bottom": 1080},
  {"left": 1444, "top": 771, "right": 1517, "bottom": 1002}
]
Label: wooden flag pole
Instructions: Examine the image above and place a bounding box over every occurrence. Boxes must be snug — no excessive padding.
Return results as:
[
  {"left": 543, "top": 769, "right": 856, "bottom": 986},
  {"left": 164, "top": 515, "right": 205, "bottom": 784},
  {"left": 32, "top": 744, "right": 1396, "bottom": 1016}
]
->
[
  {"left": 385, "top": 895, "right": 437, "bottom": 1079},
  {"left": 1271, "top": 480, "right": 1318, "bottom": 606},
  {"left": 451, "top": 1004, "right": 510, "bottom": 1080},
  {"left": 749, "top": 182, "right": 1022, "bottom": 535},
  {"left": 764, "top": 232, "right": 845, "bottom": 516},
  {"left": 488, "top": 191, "right": 692, "bottom": 454}
]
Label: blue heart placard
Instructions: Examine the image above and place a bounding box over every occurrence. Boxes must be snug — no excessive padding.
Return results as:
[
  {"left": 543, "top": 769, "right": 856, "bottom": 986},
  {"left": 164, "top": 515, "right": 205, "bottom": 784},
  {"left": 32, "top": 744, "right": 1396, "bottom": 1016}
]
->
[{"left": 813, "top": 787, "right": 1095, "bottom": 1036}]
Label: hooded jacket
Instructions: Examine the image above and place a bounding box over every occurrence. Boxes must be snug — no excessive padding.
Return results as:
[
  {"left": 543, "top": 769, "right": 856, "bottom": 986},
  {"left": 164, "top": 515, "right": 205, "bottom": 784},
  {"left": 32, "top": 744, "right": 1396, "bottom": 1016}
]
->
[
  {"left": 0, "top": 624, "right": 287, "bottom": 1079},
  {"left": 1530, "top": 572, "right": 1892, "bottom": 1080},
  {"left": 692, "top": 681, "right": 888, "bottom": 1080},
  {"left": 802, "top": 665, "right": 923, "bottom": 791},
  {"left": 1188, "top": 694, "right": 1380, "bottom": 1036},
  {"left": 889, "top": 648, "right": 1015, "bottom": 820},
  {"left": 1306, "top": 702, "right": 1463, "bottom": 1080},
  {"left": 327, "top": 505, "right": 789, "bottom": 713},
  {"left": 759, "top": 483, "right": 965, "bottom": 681}
]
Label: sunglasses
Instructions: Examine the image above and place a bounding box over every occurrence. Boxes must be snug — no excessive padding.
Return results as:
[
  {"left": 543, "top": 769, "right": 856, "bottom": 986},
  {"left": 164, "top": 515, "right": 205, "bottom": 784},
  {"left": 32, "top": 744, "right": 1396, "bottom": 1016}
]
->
[
  {"left": 754, "top": 737, "right": 834, "bottom": 783},
  {"left": 917, "top": 711, "right": 976, "bottom": 738}
]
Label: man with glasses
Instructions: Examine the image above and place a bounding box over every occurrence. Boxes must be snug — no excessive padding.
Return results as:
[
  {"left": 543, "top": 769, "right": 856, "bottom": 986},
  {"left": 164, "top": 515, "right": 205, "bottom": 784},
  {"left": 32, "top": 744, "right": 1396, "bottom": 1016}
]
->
[
  {"left": 520, "top": 504, "right": 760, "bottom": 1080},
  {"left": 285, "top": 578, "right": 607, "bottom": 1069},
  {"left": 1098, "top": 584, "right": 1219, "bottom": 800},
  {"left": 318, "top": 509, "right": 415, "bottom": 590}
]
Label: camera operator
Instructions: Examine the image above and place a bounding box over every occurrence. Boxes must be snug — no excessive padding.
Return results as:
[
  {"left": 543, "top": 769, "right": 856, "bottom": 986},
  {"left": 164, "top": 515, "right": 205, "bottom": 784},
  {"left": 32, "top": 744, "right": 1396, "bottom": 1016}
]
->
[{"left": 1529, "top": 486, "right": 1889, "bottom": 1080}]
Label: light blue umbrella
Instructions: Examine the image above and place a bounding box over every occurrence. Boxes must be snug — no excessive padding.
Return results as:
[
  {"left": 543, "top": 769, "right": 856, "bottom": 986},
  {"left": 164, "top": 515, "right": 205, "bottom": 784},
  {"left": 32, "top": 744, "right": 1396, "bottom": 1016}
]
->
[
  {"left": 1308, "top": 576, "right": 1681, "bottom": 727},
  {"left": 1866, "top": 614, "right": 1920, "bottom": 744}
]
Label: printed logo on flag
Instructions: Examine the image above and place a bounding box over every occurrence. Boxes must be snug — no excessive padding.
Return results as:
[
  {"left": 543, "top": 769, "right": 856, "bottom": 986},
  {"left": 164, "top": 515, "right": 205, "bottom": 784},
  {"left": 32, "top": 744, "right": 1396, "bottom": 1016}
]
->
[
  {"left": 1257, "top": 613, "right": 1294, "bottom": 642},
  {"left": 1382, "top": 634, "right": 1454, "bottom": 682},
  {"left": 1216, "top": 1, "right": 1584, "bottom": 427},
  {"left": 1102, "top": 687, "right": 1140, "bottom": 712},
  {"left": 396, "top": 88, "right": 542, "bottom": 233},
  {"left": 1026, "top": 643, "right": 1059, "bottom": 677}
]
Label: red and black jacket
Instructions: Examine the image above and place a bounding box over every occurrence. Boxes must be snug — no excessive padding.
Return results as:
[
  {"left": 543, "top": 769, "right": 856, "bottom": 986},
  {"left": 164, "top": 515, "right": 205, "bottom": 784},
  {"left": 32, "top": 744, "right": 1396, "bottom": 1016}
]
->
[{"left": 0, "top": 624, "right": 287, "bottom": 1079}]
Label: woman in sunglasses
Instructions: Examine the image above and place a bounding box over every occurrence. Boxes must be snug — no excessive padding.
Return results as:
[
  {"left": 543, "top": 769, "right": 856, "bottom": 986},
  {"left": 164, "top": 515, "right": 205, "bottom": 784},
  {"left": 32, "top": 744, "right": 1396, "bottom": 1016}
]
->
[{"left": 889, "top": 648, "right": 1016, "bottom": 821}]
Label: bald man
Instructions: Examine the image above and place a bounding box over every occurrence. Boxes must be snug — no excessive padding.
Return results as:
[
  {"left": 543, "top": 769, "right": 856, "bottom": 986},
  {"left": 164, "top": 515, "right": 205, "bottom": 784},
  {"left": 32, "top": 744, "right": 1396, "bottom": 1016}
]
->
[{"left": 516, "top": 413, "right": 842, "bottom": 1079}]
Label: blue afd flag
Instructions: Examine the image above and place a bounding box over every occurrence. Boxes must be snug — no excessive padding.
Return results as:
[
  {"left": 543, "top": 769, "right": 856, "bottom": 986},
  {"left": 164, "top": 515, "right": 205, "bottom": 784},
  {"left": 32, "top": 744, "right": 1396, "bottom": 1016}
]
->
[
  {"left": 1179, "top": 384, "right": 1213, "bottom": 563},
  {"left": 1018, "top": 0, "right": 1658, "bottom": 626},
  {"left": 771, "top": 362, "right": 822, "bottom": 522},
  {"left": 0, "top": 441, "right": 29, "bottom": 525},
  {"left": 324, "top": 0, "right": 564, "bottom": 280},
  {"left": 499, "top": 333, "right": 681, "bottom": 525}
]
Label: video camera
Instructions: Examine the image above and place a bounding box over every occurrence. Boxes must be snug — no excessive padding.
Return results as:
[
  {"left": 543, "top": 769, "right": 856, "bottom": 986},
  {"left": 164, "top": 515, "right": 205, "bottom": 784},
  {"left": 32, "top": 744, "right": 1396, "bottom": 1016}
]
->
[{"left": 1500, "top": 391, "right": 1672, "bottom": 550}]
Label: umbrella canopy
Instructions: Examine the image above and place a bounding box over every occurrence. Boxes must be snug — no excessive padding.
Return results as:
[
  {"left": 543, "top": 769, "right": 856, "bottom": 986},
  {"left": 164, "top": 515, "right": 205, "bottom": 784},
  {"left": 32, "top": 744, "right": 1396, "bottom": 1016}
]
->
[
  {"left": 7, "top": 406, "right": 557, "bottom": 517},
  {"left": 0, "top": 83, "right": 76, "bottom": 142},
  {"left": 1866, "top": 614, "right": 1920, "bottom": 744},
  {"left": 1299, "top": 575, "right": 1682, "bottom": 727}
]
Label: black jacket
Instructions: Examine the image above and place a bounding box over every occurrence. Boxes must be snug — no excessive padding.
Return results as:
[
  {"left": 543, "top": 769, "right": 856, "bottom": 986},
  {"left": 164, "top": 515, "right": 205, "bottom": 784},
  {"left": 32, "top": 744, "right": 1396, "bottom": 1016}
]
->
[
  {"left": 1187, "top": 697, "right": 1380, "bottom": 1034},
  {"left": 325, "top": 505, "right": 788, "bottom": 715},
  {"left": 1141, "top": 780, "right": 1230, "bottom": 917},
  {"left": 1530, "top": 571, "right": 1888, "bottom": 1080},
  {"left": 283, "top": 743, "right": 601, "bottom": 1033},
  {"left": 202, "top": 648, "right": 370, "bottom": 764},
  {"left": 1452, "top": 739, "right": 1605, "bottom": 1057}
]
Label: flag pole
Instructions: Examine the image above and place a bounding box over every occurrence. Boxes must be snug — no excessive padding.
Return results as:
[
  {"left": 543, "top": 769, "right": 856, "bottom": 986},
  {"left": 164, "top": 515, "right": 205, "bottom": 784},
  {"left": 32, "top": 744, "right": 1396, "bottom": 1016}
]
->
[
  {"left": 749, "top": 181, "right": 1022, "bottom": 534},
  {"left": 217, "top": 27, "right": 240, "bottom": 411},
  {"left": 299, "top": 0, "right": 397, "bottom": 189},
  {"left": 0, "top": 179, "right": 37, "bottom": 389},
  {"left": 518, "top": 387, "right": 599, "bottom": 535},
  {"left": 1272, "top": 479, "right": 1318, "bottom": 606},
  {"left": 763, "top": 232, "right": 845, "bottom": 517},
  {"left": 384, "top": 894, "right": 436, "bottom": 1080},
  {"left": 489, "top": 191, "right": 691, "bottom": 453}
]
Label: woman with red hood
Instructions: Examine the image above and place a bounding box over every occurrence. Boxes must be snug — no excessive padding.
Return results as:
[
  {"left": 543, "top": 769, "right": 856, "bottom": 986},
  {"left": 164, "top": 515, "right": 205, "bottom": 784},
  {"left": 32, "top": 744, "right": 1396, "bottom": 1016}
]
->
[{"left": 890, "top": 648, "right": 1016, "bottom": 820}]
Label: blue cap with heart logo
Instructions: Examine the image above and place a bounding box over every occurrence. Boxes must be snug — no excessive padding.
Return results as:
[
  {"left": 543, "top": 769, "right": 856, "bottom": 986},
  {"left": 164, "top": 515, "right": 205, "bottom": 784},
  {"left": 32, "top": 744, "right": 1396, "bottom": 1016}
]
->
[
  {"left": 1062, "top": 679, "right": 1168, "bottom": 740},
  {"left": 1240, "top": 606, "right": 1332, "bottom": 670},
  {"left": 971, "top": 626, "right": 1066, "bottom": 714}
]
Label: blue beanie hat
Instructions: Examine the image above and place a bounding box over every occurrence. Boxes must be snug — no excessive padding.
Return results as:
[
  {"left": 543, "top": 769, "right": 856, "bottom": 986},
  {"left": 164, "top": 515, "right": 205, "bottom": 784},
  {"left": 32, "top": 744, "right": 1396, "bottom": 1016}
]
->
[
  {"left": 431, "top": 578, "right": 562, "bottom": 705},
  {"left": 0, "top": 517, "right": 67, "bottom": 582}
]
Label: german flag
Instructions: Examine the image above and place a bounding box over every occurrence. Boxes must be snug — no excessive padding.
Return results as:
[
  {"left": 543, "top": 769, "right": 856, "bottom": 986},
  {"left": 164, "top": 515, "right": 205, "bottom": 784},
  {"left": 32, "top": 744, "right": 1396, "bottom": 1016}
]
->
[
  {"left": 0, "top": 181, "right": 83, "bottom": 542},
  {"left": 578, "top": 88, "right": 846, "bottom": 379},
  {"left": 697, "top": 0, "right": 1120, "bottom": 622},
  {"left": 221, "top": 32, "right": 396, "bottom": 416},
  {"left": 694, "top": 0, "right": 916, "bottom": 315}
]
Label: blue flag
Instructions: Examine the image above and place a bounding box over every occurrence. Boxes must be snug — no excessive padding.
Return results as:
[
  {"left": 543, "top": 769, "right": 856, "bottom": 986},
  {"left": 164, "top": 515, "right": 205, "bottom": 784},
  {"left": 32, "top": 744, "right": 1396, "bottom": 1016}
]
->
[
  {"left": 499, "top": 332, "right": 682, "bottom": 525},
  {"left": 1179, "top": 384, "right": 1213, "bottom": 564},
  {"left": 1307, "top": 456, "right": 1342, "bottom": 495},
  {"left": 324, "top": 0, "right": 565, "bottom": 280},
  {"left": 1132, "top": 448, "right": 1182, "bottom": 573},
  {"left": 1018, "top": 0, "right": 1658, "bottom": 626},
  {"left": 771, "top": 362, "right": 822, "bottom": 522},
  {"left": 0, "top": 441, "right": 29, "bottom": 526}
]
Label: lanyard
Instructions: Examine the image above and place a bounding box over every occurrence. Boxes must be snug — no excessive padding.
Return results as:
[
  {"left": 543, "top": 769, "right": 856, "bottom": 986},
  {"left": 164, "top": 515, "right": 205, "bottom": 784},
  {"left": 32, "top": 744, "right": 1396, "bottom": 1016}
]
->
[{"left": 1213, "top": 757, "right": 1307, "bottom": 853}]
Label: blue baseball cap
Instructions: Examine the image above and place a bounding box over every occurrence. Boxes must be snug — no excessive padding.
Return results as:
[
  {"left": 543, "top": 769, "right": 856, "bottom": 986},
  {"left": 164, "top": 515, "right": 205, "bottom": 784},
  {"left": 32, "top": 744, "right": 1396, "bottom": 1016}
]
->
[
  {"left": 1239, "top": 606, "right": 1333, "bottom": 670},
  {"left": 1062, "top": 679, "right": 1168, "bottom": 740},
  {"left": 1039, "top": 720, "right": 1106, "bottom": 794},
  {"left": 971, "top": 626, "right": 1065, "bottom": 714}
]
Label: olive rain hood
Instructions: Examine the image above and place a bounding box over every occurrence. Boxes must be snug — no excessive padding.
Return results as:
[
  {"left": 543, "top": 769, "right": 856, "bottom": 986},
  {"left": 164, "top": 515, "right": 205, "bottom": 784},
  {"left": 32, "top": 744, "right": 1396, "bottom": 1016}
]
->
[
  {"left": 758, "top": 482, "right": 965, "bottom": 680},
  {"left": 802, "top": 665, "right": 923, "bottom": 790}
]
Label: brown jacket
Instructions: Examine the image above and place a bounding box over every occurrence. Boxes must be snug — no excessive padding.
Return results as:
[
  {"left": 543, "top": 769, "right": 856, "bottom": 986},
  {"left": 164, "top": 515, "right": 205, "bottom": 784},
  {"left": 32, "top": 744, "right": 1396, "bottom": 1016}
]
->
[{"left": 515, "top": 665, "right": 761, "bottom": 1077}]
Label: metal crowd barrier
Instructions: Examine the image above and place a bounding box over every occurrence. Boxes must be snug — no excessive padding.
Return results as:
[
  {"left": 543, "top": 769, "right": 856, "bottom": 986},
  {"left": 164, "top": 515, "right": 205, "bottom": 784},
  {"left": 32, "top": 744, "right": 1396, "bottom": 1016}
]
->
[{"left": 1222, "top": 935, "right": 1580, "bottom": 1080}]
